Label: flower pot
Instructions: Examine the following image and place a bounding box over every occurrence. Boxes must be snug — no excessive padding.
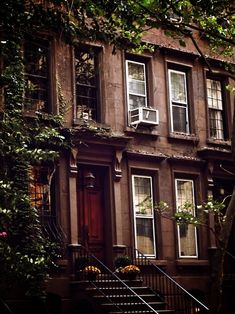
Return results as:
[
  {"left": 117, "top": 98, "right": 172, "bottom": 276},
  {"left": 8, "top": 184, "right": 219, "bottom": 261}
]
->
[
  {"left": 126, "top": 272, "right": 138, "bottom": 280},
  {"left": 86, "top": 272, "right": 97, "bottom": 281}
]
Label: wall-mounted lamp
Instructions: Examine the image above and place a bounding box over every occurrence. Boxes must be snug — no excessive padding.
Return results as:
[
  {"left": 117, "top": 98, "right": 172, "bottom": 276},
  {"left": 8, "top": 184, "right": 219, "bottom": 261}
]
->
[
  {"left": 219, "top": 188, "right": 225, "bottom": 195},
  {"left": 84, "top": 171, "right": 95, "bottom": 189}
]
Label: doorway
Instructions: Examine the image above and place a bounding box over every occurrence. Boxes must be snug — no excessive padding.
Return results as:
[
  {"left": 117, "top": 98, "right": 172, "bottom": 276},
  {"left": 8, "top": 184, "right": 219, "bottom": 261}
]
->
[{"left": 77, "top": 165, "right": 110, "bottom": 262}]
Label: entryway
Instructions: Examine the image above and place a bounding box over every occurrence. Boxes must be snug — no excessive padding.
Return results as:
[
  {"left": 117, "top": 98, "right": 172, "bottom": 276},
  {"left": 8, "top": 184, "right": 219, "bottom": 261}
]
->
[{"left": 77, "top": 164, "right": 111, "bottom": 264}]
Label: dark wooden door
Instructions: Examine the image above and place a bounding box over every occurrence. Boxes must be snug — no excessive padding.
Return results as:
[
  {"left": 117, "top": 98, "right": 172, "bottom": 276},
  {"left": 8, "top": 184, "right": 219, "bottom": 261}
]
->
[{"left": 77, "top": 166, "right": 105, "bottom": 260}]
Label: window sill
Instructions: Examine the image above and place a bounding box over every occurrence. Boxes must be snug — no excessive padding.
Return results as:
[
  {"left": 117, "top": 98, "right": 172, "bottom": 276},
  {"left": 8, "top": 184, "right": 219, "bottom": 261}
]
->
[
  {"left": 207, "top": 138, "right": 231, "bottom": 148},
  {"left": 125, "top": 125, "right": 159, "bottom": 139},
  {"left": 168, "top": 132, "right": 199, "bottom": 144},
  {"left": 176, "top": 259, "right": 209, "bottom": 267}
]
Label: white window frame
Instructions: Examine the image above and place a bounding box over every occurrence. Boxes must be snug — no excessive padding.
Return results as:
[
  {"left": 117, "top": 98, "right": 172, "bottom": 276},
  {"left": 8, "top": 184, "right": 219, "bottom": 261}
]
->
[
  {"left": 168, "top": 69, "right": 189, "bottom": 133},
  {"left": 206, "top": 78, "right": 225, "bottom": 140},
  {"left": 175, "top": 179, "right": 198, "bottom": 258},
  {"left": 132, "top": 175, "right": 156, "bottom": 257},
  {"left": 126, "top": 60, "right": 148, "bottom": 111}
]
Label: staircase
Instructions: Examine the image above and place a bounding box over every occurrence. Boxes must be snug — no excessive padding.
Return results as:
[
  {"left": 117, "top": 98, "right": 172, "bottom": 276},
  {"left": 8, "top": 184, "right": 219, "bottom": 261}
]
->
[
  {"left": 71, "top": 275, "right": 175, "bottom": 314},
  {"left": 69, "top": 245, "right": 209, "bottom": 314},
  {"left": 86, "top": 276, "right": 175, "bottom": 314}
]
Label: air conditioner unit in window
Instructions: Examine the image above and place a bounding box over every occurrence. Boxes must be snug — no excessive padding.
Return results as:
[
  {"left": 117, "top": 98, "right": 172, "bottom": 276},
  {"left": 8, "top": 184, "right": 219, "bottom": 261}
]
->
[{"left": 130, "top": 107, "right": 159, "bottom": 126}]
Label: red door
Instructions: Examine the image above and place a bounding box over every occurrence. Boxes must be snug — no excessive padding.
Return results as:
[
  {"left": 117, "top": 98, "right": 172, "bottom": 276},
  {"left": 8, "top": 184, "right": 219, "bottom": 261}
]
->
[{"left": 77, "top": 166, "right": 105, "bottom": 261}]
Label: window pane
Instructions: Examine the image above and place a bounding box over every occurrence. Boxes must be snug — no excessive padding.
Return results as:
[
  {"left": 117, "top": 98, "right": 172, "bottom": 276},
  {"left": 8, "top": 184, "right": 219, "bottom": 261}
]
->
[
  {"left": 127, "top": 61, "right": 147, "bottom": 110},
  {"left": 75, "top": 49, "right": 98, "bottom": 120},
  {"left": 170, "top": 71, "right": 187, "bottom": 103},
  {"left": 207, "top": 79, "right": 223, "bottom": 109},
  {"left": 132, "top": 175, "right": 155, "bottom": 256},
  {"left": 128, "top": 62, "right": 145, "bottom": 81},
  {"left": 209, "top": 109, "right": 224, "bottom": 139},
  {"left": 129, "top": 80, "right": 145, "bottom": 95},
  {"left": 176, "top": 179, "right": 198, "bottom": 258},
  {"left": 136, "top": 218, "right": 155, "bottom": 255},
  {"left": 178, "top": 224, "right": 197, "bottom": 257},
  {"left": 133, "top": 176, "right": 153, "bottom": 215},
  {"left": 207, "top": 78, "right": 225, "bottom": 140},
  {"left": 176, "top": 180, "right": 194, "bottom": 209},
  {"left": 30, "top": 167, "right": 51, "bottom": 214},
  {"left": 129, "top": 94, "right": 146, "bottom": 110},
  {"left": 24, "top": 40, "right": 49, "bottom": 112},
  {"left": 172, "top": 105, "right": 187, "bottom": 133}
]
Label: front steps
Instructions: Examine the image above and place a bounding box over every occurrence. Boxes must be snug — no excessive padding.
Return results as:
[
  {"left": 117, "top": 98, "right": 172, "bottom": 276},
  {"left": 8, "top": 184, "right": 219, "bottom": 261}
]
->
[{"left": 71, "top": 276, "right": 175, "bottom": 314}]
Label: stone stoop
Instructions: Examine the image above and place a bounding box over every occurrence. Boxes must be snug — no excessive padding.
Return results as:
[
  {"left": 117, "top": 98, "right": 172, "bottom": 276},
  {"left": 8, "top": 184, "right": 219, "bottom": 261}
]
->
[{"left": 70, "top": 276, "right": 175, "bottom": 314}]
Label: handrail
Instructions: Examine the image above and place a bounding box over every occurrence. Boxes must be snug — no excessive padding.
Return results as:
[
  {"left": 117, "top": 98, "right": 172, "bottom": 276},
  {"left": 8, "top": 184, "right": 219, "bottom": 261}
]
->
[
  {"left": 127, "top": 247, "right": 210, "bottom": 314},
  {"left": 0, "top": 298, "right": 14, "bottom": 314},
  {"left": 69, "top": 244, "right": 167, "bottom": 314}
]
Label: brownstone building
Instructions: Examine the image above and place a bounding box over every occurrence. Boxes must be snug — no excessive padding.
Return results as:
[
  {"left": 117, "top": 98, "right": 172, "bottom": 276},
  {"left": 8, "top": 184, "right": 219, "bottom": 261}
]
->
[{"left": 9, "top": 25, "right": 235, "bottom": 314}]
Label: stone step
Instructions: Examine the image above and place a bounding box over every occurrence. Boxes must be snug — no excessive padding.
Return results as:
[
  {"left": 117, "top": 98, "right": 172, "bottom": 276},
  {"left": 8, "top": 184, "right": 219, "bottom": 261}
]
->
[
  {"left": 109, "top": 310, "right": 175, "bottom": 314},
  {"left": 93, "top": 293, "right": 165, "bottom": 305},
  {"left": 100, "top": 301, "right": 168, "bottom": 312},
  {"left": 86, "top": 285, "right": 164, "bottom": 301}
]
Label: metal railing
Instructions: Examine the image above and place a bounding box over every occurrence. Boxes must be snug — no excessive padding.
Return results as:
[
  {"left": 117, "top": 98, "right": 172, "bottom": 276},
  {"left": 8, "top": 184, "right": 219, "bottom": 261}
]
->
[
  {"left": 124, "top": 247, "right": 209, "bottom": 314},
  {"left": 0, "top": 298, "right": 14, "bottom": 314},
  {"left": 69, "top": 244, "right": 172, "bottom": 314}
]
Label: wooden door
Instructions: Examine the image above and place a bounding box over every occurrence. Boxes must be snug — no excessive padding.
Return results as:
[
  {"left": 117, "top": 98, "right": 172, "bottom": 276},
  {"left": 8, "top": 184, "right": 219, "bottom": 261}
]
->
[{"left": 77, "top": 166, "right": 105, "bottom": 260}]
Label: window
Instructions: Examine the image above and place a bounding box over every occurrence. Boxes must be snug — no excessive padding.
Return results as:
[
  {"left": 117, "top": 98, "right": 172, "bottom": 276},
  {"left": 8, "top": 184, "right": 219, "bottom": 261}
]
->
[
  {"left": 126, "top": 60, "right": 147, "bottom": 111},
  {"left": 75, "top": 48, "right": 99, "bottom": 121},
  {"left": 175, "top": 179, "right": 198, "bottom": 258},
  {"left": 168, "top": 69, "right": 189, "bottom": 133},
  {"left": 29, "top": 166, "right": 51, "bottom": 214},
  {"left": 206, "top": 78, "right": 225, "bottom": 140},
  {"left": 29, "top": 166, "right": 64, "bottom": 244},
  {"left": 132, "top": 175, "right": 156, "bottom": 256},
  {"left": 24, "top": 39, "right": 50, "bottom": 112}
]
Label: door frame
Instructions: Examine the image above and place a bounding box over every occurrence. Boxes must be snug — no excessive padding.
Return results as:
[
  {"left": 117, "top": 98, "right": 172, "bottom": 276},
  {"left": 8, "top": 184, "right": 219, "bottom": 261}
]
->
[{"left": 76, "top": 163, "right": 113, "bottom": 266}]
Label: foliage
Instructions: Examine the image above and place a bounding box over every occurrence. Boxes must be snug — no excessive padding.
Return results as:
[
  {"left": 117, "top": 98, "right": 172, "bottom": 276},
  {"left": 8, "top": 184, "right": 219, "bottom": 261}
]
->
[
  {"left": 136, "top": 196, "right": 153, "bottom": 214},
  {"left": 174, "top": 201, "right": 201, "bottom": 226},
  {"left": 197, "top": 197, "right": 226, "bottom": 224},
  {"left": 114, "top": 255, "right": 131, "bottom": 269},
  {"left": 156, "top": 197, "right": 229, "bottom": 248},
  {"left": 0, "top": 1, "right": 68, "bottom": 298}
]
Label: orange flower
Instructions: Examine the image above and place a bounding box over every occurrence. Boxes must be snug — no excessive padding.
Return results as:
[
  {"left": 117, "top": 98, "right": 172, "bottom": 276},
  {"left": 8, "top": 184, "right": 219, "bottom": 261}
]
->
[
  {"left": 121, "top": 265, "right": 140, "bottom": 274},
  {"left": 84, "top": 266, "right": 101, "bottom": 274}
]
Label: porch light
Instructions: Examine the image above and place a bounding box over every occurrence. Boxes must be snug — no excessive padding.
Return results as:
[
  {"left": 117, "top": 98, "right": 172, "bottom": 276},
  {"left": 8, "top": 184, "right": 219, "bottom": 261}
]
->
[
  {"left": 84, "top": 171, "right": 95, "bottom": 188},
  {"left": 219, "top": 188, "right": 224, "bottom": 195}
]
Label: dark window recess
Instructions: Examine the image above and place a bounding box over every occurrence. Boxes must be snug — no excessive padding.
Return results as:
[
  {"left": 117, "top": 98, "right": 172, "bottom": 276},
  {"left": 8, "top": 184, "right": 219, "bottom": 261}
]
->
[
  {"left": 30, "top": 166, "right": 51, "bottom": 214},
  {"left": 30, "top": 166, "right": 65, "bottom": 245},
  {"left": 24, "top": 40, "right": 50, "bottom": 113},
  {"left": 75, "top": 49, "right": 99, "bottom": 121}
]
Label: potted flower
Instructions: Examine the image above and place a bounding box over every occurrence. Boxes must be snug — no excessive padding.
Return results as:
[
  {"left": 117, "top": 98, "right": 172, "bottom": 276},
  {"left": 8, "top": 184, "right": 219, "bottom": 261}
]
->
[
  {"left": 121, "top": 265, "right": 140, "bottom": 280},
  {"left": 114, "top": 255, "right": 131, "bottom": 269},
  {"left": 74, "top": 256, "right": 90, "bottom": 280},
  {"left": 83, "top": 265, "right": 101, "bottom": 280}
]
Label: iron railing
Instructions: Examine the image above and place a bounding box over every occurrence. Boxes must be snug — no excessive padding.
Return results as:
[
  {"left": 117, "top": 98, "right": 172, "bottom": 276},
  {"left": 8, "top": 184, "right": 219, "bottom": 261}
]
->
[
  {"left": 69, "top": 244, "right": 173, "bottom": 314},
  {"left": 124, "top": 247, "right": 209, "bottom": 314},
  {"left": 0, "top": 298, "right": 14, "bottom": 314}
]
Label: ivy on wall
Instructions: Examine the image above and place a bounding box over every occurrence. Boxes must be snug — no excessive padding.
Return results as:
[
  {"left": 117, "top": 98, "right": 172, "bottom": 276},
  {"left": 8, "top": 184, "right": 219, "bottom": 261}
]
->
[{"left": 0, "top": 1, "right": 69, "bottom": 297}]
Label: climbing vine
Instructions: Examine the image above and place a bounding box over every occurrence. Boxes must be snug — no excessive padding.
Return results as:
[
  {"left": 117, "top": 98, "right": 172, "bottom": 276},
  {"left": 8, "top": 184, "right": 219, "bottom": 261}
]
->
[{"left": 0, "top": 1, "right": 69, "bottom": 297}]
